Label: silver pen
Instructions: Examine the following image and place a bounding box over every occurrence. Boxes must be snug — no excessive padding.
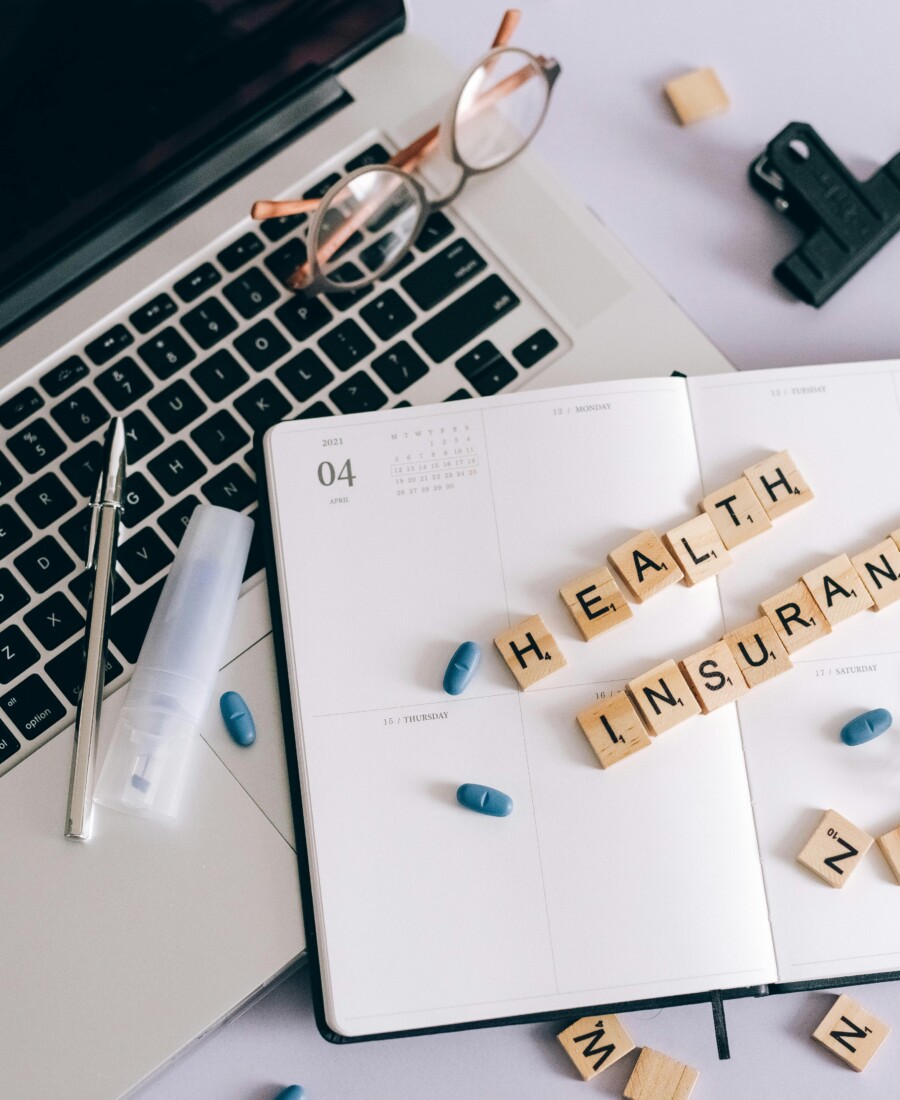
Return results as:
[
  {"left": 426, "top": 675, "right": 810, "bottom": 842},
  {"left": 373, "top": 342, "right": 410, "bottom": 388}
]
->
[{"left": 65, "top": 417, "right": 127, "bottom": 840}]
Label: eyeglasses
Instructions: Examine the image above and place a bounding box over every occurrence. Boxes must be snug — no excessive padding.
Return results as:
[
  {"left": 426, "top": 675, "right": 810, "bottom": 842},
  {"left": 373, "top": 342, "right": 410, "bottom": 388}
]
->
[{"left": 250, "top": 9, "right": 560, "bottom": 296}]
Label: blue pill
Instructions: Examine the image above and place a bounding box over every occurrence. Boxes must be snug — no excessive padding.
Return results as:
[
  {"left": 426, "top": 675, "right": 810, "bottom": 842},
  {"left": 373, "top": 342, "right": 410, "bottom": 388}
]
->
[
  {"left": 456, "top": 783, "right": 513, "bottom": 817},
  {"left": 273, "top": 1088, "right": 305, "bottom": 1100},
  {"left": 443, "top": 641, "right": 481, "bottom": 695},
  {"left": 220, "top": 691, "right": 256, "bottom": 746},
  {"left": 840, "top": 708, "right": 892, "bottom": 745}
]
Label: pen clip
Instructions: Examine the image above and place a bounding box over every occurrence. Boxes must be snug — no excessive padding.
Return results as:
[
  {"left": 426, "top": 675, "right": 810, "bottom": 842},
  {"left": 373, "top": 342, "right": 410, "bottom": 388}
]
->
[{"left": 85, "top": 501, "right": 102, "bottom": 569}]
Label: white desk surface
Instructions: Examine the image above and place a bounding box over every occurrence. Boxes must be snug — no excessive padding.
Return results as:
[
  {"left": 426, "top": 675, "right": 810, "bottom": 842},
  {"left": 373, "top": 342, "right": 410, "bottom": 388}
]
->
[{"left": 138, "top": 1, "right": 900, "bottom": 1096}]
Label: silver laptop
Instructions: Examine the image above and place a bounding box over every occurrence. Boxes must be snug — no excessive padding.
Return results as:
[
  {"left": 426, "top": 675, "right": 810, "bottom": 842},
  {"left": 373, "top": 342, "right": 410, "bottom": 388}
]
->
[{"left": 0, "top": 3, "right": 731, "bottom": 1096}]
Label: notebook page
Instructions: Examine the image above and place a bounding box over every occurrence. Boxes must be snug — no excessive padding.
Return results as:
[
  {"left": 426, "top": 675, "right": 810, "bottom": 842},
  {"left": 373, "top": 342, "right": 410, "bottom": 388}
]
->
[
  {"left": 689, "top": 363, "right": 900, "bottom": 985},
  {"left": 266, "top": 378, "right": 776, "bottom": 1038}
]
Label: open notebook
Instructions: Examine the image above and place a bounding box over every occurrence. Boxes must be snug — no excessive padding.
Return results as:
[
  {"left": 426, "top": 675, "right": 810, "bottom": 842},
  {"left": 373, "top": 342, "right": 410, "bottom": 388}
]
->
[{"left": 263, "top": 362, "right": 900, "bottom": 1041}]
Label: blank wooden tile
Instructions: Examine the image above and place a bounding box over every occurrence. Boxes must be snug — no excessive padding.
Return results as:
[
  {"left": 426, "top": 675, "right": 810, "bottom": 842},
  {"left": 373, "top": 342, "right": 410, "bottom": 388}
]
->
[
  {"left": 608, "top": 530, "right": 683, "bottom": 603},
  {"left": 700, "top": 476, "right": 772, "bottom": 550},
  {"left": 679, "top": 640, "right": 748, "bottom": 714},
  {"left": 796, "top": 809, "right": 874, "bottom": 888},
  {"left": 557, "top": 1013, "right": 636, "bottom": 1080},
  {"left": 812, "top": 994, "right": 891, "bottom": 1071},
  {"left": 877, "top": 824, "right": 900, "bottom": 884},
  {"left": 624, "top": 1046, "right": 699, "bottom": 1100},
  {"left": 662, "top": 513, "right": 732, "bottom": 586},
  {"left": 851, "top": 539, "right": 900, "bottom": 611},
  {"left": 576, "top": 692, "right": 652, "bottom": 768},
  {"left": 743, "top": 450, "right": 814, "bottom": 519},
  {"left": 802, "top": 554, "right": 874, "bottom": 626},
  {"left": 760, "top": 581, "right": 831, "bottom": 653},
  {"left": 559, "top": 566, "right": 632, "bottom": 640},
  {"left": 724, "top": 616, "right": 792, "bottom": 689},
  {"left": 664, "top": 67, "right": 729, "bottom": 126},
  {"left": 627, "top": 659, "right": 701, "bottom": 735},
  {"left": 494, "top": 614, "right": 566, "bottom": 690}
]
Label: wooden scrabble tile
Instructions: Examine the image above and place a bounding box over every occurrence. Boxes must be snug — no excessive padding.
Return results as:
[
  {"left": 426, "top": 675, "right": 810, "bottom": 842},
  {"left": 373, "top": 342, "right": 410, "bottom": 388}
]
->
[
  {"left": 664, "top": 67, "right": 729, "bottom": 126},
  {"left": 557, "top": 1013, "right": 636, "bottom": 1080},
  {"left": 679, "top": 640, "right": 748, "bottom": 714},
  {"left": 494, "top": 615, "right": 566, "bottom": 690},
  {"left": 576, "top": 692, "right": 652, "bottom": 768},
  {"left": 760, "top": 581, "right": 831, "bottom": 653},
  {"left": 700, "top": 477, "right": 772, "bottom": 550},
  {"left": 796, "top": 809, "right": 874, "bottom": 888},
  {"left": 743, "top": 450, "right": 814, "bottom": 519},
  {"left": 662, "top": 513, "right": 732, "bottom": 586},
  {"left": 802, "top": 554, "right": 874, "bottom": 626},
  {"left": 559, "top": 566, "right": 632, "bottom": 640},
  {"left": 851, "top": 539, "right": 900, "bottom": 611},
  {"left": 812, "top": 994, "right": 891, "bottom": 1071},
  {"left": 608, "top": 530, "right": 683, "bottom": 603},
  {"left": 627, "top": 659, "right": 701, "bottom": 735},
  {"left": 623, "top": 1047, "right": 699, "bottom": 1100},
  {"left": 876, "top": 824, "right": 900, "bottom": 884},
  {"left": 724, "top": 616, "right": 792, "bottom": 688}
]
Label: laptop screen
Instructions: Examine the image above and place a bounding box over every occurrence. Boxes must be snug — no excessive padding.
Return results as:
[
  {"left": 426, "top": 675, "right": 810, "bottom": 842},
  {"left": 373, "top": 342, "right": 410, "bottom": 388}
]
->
[{"left": 0, "top": 0, "right": 404, "bottom": 329}]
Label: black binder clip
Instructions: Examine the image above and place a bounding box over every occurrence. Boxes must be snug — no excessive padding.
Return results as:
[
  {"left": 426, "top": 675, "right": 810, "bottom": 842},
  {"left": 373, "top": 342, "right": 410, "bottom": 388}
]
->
[{"left": 749, "top": 122, "right": 900, "bottom": 306}]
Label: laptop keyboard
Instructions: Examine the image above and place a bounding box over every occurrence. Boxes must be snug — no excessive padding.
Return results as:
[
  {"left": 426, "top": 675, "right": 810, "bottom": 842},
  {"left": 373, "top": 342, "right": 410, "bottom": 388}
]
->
[{"left": 0, "top": 137, "right": 566, "bottom": 775}]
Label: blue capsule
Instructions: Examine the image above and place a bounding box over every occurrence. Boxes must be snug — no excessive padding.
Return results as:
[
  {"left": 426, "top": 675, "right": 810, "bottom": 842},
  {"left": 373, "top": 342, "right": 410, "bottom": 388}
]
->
[
  {"left": 272, "top": 1088, "right": 305, "bottom": 1100},
  {"left": 840, "top": 708, "right": 892, "bottom": 745},
  {"left": 220, "top": 691, "right": 256, "bottom": 746},
  {"left": 443, "top": 641, "right": 481, "bottom": 695},
  {"left": 456, "top": 783, "right": 513, "bottom": 817}
]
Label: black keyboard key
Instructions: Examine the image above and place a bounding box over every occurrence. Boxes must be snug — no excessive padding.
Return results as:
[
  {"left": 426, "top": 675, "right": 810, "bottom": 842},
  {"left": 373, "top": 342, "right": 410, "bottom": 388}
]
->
[
  {"left": 147, "top": 441, "right": 207, "bottom": 496},
  {"left": 344, "top": 143, "right": 390, "bottom": 171},
  {"left": 14, "top": 536, "right": 74, "bottom": 593},
  {"left": 274, "top": 295, "right": 331, "bottom": 341},
  {"left": 1, "top": 675, "right": 66, "bottom": 739},
  {"left": 330, "top": 372, "right": 388, "bottom": 414},
  {"left": 47, "top": 639, "right": 123, "bottom": 704},
  {"left": 191, "top": 349, "right": 248, "bottom": 402},
  {"left": 394, "top": 401, "right": 412, "bottom": 407},
  {"left": 148, "top": 379, "right": 207, "bottom": 433},
  {"left": 59, "top": 511, "right": 92, "bottom": 559},
  {"left": 359, "top": 231, "right": 406, "bottom": 274},
  {"left": 324, "top": 262, "right": 373, "bottom": 311},
  {"left": 0, "top": 386, "right": 44, "bottom": 429},
  {"left": 123, "top": 410, "right": 164, "bottom": 463},
  {"left": 360, "top": 289, "right": 416, "bottom": 341},
  {"left": 296, "top": 401, "right": 333, "bottom": 419},
  {"left": 95, "top": 357, "right": 153, "bottom": 411},
  {"left": 234, "top": 380, "right": 291, "bottom": 433},
  {"left": 68, "top": 569, "right": 130, "bottom": 610},
  {"left": 413, "top": 275, "right": 520, "bottom": 363},
  {"left": 0, "top": 721, "right": 20, "bottom": 763},
  {"left": 401, "top": 239, "right": 485, "bottom": 311},
  {"left": 138, "top": 327, "right": 197, "bottom": 379},
  {"left": 456, "top": 342, "right": 517, "bottom": 396},
  {"left": 191, "top": 410, "right": 250, "bottom": 464},
  {"left": 243, "top": 510, "right": 264, "bottom": 580},
  {"left": 85, "top": 323, "right": 133, "bottom": 365},
  {"left": 0, "top": 453, "right": 23, "bottom": 499},
  {"left": 174, "top": 262, "right": 220, "bottom": 303},
  {"left": 372, "top": 341, "right": 429, "bottom": 394},
  {"left": 445, "top": 389, "right": 472, "bottom": 401},
  {"left": 264, "top": 237, "right": 307, "bottom": 284},
  {"left": 129, "top": 293, "right": 177, "bottom": 334},
  {"left": 415, "top": 211, "right": 454, "bottom": 252},
  {"left": 513, "top": 329, "right": 559, "bottom": 368},
  {"left": 110, "top": 581, "right": 165, "bottom": 663},
  {"left": 159, "top": 496, "right": 199, "bottom": 547},
  {"left": 259, "top": 213, "right": 306, "bottom": 243},
  {"left": 119, "top": 527, "right": 174, "bottom": 585},
  {"left": 51, "top": 387, "right": 109, "bottom": 443},
  {"left": 223, "top": 268, "right": 279, "bottom": 319},
  {"left": 0, "top": 504, "right": 31, "bottom": 557},
  {"left": 0, "top": 626, "right": 39, "bottom": 684},
  {"left": 218, "top": 232, "right": 265, "bottom": 272},
  {"left": 7, "top": 418, "right": 66, "bottom": 473},
  {"left": 234, "top": 319, "right": 291, "bottom": 371},
  {"left": 202, "top": 464, "right": 256, "bottom": 510},
  {"left": 181, "top": 297, "right": 238, "bottom": 350},
  {"left": 24, "top": 591, "right": 83, "bottom": 651},
  {"left": 40, "top": 355, "right": 89, "bottom": 397},
  {"left": 318, "top": 320, "right": 375, "bottom": 372},
  {"left": 456, "top": 341, "right": 501, "bottom": 377},
  {"left": 276, "top": 350, "right": 333, "bottom": 403},
  {"left": 0, "top": 569, "right": 29, "bottom": 623},
  {"left": 16, "top": 473, "right": 76, "bottom": 530},
  {"left": 304, "top": 173, "right": 341, "bottom": 200},
  {"left": 122, "top": 471, "right": 164, "bottom": 528}
]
